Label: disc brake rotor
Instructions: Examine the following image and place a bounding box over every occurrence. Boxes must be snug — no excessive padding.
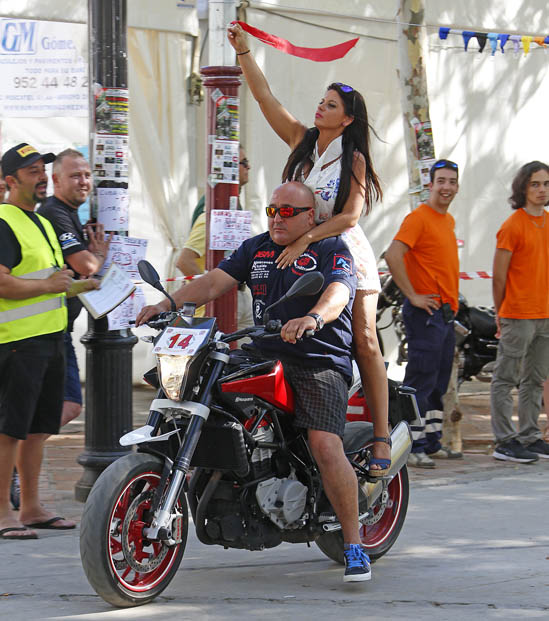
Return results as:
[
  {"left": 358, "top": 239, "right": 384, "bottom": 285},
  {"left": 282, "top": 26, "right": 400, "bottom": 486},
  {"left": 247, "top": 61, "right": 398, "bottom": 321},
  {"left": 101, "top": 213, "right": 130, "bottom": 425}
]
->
[
  {"left": 121, "top": 490, "right": 169, "bottom": 573},
  {"left": 363, "top": 488, "right": 389, "bottom": 525}
]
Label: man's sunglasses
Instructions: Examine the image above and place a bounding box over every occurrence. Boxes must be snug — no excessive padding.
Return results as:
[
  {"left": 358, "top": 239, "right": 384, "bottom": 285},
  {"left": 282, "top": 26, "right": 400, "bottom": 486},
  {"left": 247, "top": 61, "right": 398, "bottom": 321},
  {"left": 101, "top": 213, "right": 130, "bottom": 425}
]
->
[
  {"left": 239, "top": 158, "right": 250, "bottom": 168},
  {"left": 431, "top": 159, "right": 458, "bottom": 172},
  {"left": 265, "top": 205, "right": 312, "bottom": 218}
]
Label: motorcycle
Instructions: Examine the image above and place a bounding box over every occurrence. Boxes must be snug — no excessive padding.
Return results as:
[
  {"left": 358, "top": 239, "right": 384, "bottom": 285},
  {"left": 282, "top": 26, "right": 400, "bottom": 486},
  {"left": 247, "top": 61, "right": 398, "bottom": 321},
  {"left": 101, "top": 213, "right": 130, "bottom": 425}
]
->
[
  {"left": 79, "top": 261, "right": 414, "bottom": 608},
  {"left": 376, "top": 268, "right": 498, "bottom": 384}
]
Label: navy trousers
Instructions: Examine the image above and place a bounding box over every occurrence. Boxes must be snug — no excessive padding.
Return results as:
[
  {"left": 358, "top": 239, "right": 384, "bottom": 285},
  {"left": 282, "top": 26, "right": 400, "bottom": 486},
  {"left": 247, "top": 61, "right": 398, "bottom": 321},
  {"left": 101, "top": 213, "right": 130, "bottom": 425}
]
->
[{"left": 402, "top": 300, "right": 455, "bottom": 454}]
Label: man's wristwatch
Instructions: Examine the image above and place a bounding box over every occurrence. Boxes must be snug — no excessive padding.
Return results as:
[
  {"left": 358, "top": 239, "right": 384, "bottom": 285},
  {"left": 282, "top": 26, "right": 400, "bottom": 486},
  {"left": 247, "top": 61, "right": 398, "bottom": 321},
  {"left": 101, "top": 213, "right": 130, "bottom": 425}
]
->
[{"left": 306, "top": 313, "right": 324, "bottom": 331}]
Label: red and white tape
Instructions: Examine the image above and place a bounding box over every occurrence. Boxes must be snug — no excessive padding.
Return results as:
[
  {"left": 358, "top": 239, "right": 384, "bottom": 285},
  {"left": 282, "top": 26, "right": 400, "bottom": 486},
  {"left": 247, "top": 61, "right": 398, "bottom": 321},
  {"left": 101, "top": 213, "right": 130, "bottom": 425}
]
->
[
  {"left": 458, "top": 271, "right": 493, "bottom": 280},
  {"left": 132, "top": 274, "right": 203, "bottom": 285}
]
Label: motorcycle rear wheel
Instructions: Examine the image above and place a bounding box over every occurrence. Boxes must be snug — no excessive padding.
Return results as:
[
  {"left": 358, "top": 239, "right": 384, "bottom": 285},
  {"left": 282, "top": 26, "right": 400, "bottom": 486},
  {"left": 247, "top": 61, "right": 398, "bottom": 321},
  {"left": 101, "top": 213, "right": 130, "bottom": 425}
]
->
[
  {"left": 80, "top": 453, "right": 188, "bottom": 608},
  {"left": 316, "top": 466, "right": 409, "bottom": 564}
]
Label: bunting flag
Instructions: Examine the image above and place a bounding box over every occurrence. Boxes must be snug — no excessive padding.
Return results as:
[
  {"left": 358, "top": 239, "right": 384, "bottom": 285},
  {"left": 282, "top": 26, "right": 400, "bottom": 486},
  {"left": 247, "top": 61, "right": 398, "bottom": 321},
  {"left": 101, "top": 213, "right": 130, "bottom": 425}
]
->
[
  {"left": 439, "top": 27, "right": 548, "bottom": 56},
  {"left": 488, "top": 33, "right": 498, "bottom": 56},
  {"left": 475, "top": 32, "right": 487, "bottom": 53},
  {"left": 234, "top": 21, "right": 359, "bottom": 62}
]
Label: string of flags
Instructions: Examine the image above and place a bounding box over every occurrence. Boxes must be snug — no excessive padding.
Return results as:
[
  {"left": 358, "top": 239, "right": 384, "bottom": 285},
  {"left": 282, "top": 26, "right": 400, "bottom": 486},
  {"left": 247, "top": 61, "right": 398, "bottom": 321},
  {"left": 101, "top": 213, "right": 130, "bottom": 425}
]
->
[{"left": 439, "top": 28, "right": 549, "bottom": 56}]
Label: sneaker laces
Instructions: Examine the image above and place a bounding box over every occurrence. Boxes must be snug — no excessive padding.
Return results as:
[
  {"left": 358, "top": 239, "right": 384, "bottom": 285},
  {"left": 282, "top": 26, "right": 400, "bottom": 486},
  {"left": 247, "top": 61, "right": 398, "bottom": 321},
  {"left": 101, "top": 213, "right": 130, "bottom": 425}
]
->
[{"left": 344, "top": 544, "right": 369, "bottom": 569}]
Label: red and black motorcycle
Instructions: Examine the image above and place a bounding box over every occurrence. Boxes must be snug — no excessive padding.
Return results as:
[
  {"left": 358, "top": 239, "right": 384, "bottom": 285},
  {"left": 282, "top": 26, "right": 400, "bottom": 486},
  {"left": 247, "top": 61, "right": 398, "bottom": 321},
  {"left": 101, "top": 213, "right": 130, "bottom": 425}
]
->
[{"left": 79, "top": 261, "right": 414, "bottom": 608}]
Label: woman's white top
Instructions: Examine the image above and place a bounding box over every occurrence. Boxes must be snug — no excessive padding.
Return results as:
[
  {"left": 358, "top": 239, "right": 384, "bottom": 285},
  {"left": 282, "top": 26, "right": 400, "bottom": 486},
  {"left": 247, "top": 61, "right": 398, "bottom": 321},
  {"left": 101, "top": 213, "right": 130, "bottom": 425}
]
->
[{"left": 301, "top": 135, "right": 380, "bottom": 292}]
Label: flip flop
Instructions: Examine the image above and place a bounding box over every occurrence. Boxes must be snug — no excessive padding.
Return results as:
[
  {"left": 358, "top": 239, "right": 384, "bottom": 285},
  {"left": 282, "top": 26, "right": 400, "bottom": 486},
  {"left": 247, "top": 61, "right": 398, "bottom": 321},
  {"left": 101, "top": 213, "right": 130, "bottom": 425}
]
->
[
  {"left": 0, "top": 526, "right": 38, "bottom": 540},
  {"left": 23, "top": 516, "right": 76, "bottom": 530}
]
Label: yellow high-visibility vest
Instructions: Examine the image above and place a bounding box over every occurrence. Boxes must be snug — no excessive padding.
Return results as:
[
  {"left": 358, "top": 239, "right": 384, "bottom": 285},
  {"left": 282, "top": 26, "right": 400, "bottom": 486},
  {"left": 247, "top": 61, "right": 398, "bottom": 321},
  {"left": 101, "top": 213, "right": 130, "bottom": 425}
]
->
[{"left": 0, "top": 203, "right": 67, "bottom": 344}]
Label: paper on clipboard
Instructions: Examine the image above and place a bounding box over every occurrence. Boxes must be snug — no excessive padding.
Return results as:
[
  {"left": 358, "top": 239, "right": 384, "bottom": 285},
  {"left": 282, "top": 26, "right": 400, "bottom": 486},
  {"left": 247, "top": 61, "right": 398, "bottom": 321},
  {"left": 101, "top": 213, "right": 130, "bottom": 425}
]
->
[{"left": 78, "top": 263, "right": 136, "bottom": 319}]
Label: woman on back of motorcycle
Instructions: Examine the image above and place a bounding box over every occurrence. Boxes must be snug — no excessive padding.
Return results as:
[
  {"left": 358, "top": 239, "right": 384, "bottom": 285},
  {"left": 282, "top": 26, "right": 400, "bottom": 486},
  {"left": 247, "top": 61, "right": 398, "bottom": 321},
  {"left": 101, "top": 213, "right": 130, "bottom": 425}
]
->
[{"left": 227, "top": 24, "right": 390, "bottom": 474}]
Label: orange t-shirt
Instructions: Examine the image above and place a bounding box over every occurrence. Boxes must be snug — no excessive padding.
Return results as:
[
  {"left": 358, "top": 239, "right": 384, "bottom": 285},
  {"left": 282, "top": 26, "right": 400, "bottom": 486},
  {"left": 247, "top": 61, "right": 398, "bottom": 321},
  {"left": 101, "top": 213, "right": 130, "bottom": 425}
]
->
[
  {"left": 496, "top": 208, "right": 549, "bottom": 319},
  {"left": 394, "top": 203, "right": 459, "bottom": 312}
]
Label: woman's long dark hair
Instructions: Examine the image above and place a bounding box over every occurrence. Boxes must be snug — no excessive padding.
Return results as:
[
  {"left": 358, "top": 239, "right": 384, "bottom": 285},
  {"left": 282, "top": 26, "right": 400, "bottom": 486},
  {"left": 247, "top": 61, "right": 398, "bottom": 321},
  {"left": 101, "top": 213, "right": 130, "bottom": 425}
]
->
[
  {"left": 282, "top": 82, "right": 382, "bottom": 215},
  {"left": 509, "top": 160, "right": 549, "bottom": 210}
]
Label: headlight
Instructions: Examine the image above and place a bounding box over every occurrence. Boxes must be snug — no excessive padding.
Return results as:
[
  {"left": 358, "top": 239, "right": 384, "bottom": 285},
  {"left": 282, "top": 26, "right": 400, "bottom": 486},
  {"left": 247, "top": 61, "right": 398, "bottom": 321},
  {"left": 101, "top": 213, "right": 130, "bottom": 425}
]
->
[{"left": 157, "top": 354, "right": 192, "bottom": 400}]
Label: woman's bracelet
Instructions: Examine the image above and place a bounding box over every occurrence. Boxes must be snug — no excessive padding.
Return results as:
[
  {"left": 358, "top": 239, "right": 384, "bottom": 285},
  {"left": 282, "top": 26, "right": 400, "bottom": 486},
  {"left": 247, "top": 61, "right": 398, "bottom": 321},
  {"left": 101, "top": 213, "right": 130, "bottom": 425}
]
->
[{"left": 236, "top": 50, "right": 250, "bottom": 56}]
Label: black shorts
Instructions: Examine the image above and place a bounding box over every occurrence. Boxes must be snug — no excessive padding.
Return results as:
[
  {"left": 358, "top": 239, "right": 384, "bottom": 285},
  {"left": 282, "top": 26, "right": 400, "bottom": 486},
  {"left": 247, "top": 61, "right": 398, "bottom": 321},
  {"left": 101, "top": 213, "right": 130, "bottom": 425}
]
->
[
  {"left": 0, "top": 334, "right": 65, "bottom": 439},
  {"left": 282, "top": 364, "right": 348, "bottom": 438}
]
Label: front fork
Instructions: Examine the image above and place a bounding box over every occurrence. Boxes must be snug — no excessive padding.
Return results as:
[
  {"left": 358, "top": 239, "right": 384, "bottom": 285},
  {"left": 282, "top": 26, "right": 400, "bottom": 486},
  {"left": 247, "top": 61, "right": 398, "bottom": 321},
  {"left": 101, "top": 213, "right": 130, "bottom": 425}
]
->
[{"left": 143, "top": 351, "right": 229, "bottom": 542}]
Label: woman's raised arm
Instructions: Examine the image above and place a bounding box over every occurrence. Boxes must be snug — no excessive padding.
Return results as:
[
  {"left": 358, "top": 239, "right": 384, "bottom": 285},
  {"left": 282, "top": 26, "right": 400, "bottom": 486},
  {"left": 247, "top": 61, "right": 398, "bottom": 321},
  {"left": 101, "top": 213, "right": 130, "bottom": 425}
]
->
[{"left": 227, "top": 23, "right": 306, "bottom": 149}]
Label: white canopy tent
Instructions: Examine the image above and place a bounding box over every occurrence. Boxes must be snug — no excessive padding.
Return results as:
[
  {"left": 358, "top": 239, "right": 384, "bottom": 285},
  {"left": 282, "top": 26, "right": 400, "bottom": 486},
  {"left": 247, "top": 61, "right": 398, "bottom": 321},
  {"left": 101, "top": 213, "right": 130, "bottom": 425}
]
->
[{"left": 0, "top": 0, "right": 548, "bottom": 381}]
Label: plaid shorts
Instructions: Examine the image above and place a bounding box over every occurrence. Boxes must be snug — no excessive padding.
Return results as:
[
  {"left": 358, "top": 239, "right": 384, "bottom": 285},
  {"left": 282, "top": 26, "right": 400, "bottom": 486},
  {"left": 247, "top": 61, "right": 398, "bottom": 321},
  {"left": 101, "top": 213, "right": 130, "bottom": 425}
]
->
[{"left": 282, "top": 364, "right": 348, "bottom": 438}]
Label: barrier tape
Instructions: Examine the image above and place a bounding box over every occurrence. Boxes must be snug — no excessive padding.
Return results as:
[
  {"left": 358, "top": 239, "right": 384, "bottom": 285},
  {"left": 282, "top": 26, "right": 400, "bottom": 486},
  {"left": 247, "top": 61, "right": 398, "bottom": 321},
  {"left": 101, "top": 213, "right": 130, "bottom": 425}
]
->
[
  {"left": 132, "top": 274, "right": 203, "bottom": 285},
  {"left": 379, "top": 269, "right": 493, "bottom": 280}
]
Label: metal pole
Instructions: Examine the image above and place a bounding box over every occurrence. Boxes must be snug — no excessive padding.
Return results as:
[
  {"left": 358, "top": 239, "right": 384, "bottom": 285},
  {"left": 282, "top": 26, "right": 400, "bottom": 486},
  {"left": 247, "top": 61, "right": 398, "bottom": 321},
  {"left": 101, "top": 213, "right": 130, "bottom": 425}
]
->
[
  {"left": 202, "top": 0, "right": 240, "bottom": 335},
  {"left": 75, "top": 0, "right": 136, "bottom": 502}
]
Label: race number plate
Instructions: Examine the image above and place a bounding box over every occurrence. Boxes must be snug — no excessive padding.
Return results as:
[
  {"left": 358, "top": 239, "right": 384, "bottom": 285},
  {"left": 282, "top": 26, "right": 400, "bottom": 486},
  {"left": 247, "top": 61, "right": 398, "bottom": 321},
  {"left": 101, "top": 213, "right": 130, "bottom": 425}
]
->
[{"left": 153, "top": 327, "right": 209, "bottom": 356}]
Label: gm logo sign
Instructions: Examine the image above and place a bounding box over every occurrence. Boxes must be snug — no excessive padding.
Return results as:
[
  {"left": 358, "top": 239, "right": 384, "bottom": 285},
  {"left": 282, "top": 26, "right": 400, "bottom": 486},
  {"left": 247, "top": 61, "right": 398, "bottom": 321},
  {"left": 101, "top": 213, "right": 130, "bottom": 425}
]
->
[{"left": 0, "top": 20, "right": 37, "bottom": 55}]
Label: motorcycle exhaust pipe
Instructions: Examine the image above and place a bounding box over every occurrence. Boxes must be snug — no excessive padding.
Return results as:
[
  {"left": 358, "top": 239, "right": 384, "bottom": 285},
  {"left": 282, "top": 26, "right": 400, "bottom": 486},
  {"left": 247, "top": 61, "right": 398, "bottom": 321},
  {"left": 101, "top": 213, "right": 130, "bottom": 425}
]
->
[
  {"left": 323, "top": 421, "right": 413, "bottom": 532},
  {"left": 362, "top": 421, "right": 413, "bottom": 509}
]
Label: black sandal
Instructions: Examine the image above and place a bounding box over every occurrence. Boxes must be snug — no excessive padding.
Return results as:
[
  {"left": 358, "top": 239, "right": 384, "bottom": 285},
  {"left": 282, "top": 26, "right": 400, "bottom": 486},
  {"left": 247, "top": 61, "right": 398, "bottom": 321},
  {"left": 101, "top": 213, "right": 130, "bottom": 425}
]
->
[{"left": 368, "top": 436, "right": 392, "bottom": 477}]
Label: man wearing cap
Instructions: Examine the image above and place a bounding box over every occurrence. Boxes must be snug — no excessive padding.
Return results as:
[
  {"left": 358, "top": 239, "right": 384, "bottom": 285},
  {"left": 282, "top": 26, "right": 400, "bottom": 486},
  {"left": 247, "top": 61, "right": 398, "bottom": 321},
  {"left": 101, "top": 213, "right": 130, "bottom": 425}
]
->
[
  {"left": 0, "top": 143, "right": 92, "bottom": 539},
  {"left": 385, "top": 159, "right": 462, "bottom": 468}
]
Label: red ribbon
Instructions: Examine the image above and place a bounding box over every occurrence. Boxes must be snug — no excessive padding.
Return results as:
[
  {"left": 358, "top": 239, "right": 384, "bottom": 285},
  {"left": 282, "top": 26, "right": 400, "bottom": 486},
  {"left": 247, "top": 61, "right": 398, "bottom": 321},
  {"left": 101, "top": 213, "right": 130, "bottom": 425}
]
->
[{"left": 236, "top": 21, "right": 358, "bottom": 62}]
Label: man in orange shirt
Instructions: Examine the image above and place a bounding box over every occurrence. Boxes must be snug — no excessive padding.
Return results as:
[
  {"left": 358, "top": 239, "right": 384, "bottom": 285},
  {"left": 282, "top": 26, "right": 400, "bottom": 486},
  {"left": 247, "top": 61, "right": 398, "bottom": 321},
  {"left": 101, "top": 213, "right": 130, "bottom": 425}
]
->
[
  {"left": 386, "top": 159, "right": 462, "bottom": 467},
  {"left": 491, "top": 161, "right": 549, "bottom": 463}
]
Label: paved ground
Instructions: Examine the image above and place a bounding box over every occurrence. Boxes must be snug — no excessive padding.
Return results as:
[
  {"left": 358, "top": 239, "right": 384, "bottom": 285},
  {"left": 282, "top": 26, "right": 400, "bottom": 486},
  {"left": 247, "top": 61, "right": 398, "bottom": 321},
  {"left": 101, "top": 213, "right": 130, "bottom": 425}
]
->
[{"left": 2, "top": 381, "right": 548, "bottom": 619}]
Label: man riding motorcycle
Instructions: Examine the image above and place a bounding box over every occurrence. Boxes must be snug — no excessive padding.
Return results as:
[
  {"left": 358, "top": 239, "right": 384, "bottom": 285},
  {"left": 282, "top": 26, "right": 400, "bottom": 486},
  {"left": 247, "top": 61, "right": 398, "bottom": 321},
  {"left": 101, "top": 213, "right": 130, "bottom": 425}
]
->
[{"left": 137, "top": 181, "right": 378, "bottom": 582}]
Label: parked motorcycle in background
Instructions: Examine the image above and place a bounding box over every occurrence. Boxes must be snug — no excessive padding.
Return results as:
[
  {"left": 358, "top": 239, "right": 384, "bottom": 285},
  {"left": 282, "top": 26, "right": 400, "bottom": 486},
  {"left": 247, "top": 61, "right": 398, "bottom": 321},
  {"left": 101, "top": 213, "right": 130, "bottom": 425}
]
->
[
  {"left": 376, "top": 260, "right": 499, "bottom": 385},
  {"left": 79, "top": 261, "right": 415, "bottom": 608}
]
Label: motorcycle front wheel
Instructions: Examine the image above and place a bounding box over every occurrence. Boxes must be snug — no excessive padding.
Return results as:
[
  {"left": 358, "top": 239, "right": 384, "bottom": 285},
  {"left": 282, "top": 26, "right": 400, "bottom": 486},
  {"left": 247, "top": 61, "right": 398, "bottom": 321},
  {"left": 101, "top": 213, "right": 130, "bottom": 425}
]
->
[
  {"left": 316, "top": 466, "right": 409, "bottom": 564},
  {"left": 80, "top": 453, "right": 188, "bottom": 608}
]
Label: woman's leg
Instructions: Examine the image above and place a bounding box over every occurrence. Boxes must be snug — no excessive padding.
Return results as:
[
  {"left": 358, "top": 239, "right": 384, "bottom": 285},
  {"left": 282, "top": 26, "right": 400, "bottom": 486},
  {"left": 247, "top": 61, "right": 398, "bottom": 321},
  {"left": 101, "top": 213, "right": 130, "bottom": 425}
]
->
[{"left": 352, "top": 290, "right": 390, "bottom": 469}]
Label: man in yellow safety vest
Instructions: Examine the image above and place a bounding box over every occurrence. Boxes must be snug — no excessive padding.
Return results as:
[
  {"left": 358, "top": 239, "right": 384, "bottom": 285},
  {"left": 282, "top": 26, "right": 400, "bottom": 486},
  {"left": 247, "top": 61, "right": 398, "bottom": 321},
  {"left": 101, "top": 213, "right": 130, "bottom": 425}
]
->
[{"left": 0, "top": 143, "right": 93, "bottom": 539}]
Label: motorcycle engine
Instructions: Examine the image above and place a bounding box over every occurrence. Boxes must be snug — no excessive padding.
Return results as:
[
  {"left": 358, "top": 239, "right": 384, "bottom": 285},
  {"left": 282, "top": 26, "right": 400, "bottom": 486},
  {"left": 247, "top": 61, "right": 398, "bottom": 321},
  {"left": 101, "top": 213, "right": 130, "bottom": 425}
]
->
[
  {"left": 255, "top": 473, "right": 308, "bottom": 529},
  {"left": 251, "top": 421, "right": 274, "bottom": 478}
]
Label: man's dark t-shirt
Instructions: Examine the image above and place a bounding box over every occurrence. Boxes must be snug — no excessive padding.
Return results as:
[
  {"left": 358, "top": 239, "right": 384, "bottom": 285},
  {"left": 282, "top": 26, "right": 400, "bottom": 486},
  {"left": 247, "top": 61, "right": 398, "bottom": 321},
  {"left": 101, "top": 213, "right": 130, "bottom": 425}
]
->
[
  {"left": 38, "top": 196, "right": 88, "bottom": 331},
  {"left": 218, "top": 232, "right": 356, "bottom": 383}
]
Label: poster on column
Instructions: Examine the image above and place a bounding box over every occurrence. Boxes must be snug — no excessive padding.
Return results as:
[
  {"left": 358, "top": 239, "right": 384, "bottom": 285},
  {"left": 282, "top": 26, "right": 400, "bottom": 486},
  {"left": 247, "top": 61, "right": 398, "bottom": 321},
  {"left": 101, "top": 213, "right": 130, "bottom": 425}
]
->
[
  {"left": 97, "top": 187, "right": 129, "bottom": 232},
  {"left": 209, "top": 210, "right": 252, "bottom": 250},
  {"left": 98, "top": 235, "right": 148, "bottom": 280},
  {"left": 210, "top": 140, "right": 239, "bottom": 184},
  {"left": 107, "top": 286, "right": 147, "bottom": 330},
  {"left": 0, "top": 19, "right": 87, "bottom": 118}
]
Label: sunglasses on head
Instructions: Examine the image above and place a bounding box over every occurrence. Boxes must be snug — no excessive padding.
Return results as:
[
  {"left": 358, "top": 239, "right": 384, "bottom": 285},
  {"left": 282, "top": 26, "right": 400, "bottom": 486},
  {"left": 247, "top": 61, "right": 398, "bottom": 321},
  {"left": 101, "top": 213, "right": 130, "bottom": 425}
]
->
[
  {"left": 265, "top": 205, "right": 312, "bottom": 218},
  {"left": 432, "top": 160, "right": 458, "bottom": 172},
  {"left": 334, "top": 82, "right": 354, "bottom": 93}
]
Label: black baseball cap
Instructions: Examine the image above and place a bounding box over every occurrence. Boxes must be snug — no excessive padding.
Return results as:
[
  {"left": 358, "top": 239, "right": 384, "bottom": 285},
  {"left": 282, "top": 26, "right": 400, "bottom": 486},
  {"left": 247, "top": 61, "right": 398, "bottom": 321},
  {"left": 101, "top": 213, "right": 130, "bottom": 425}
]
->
[{"left": 1, "top": 143, "right": 56, "bottom": 177}]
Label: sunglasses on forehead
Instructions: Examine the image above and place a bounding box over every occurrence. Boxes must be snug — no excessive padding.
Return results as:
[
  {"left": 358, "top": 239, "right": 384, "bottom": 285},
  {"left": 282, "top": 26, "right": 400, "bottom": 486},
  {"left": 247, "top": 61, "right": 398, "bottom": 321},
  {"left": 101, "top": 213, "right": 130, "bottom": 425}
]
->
[
  {"left": 334, "top": 82, "right": 354, "bottom": 93},
  {"left": 432, "top": 160, "right": 458, "bottom": 172},
  {"left": 265, "top": 205, "right": 312, "bottom": 218}
]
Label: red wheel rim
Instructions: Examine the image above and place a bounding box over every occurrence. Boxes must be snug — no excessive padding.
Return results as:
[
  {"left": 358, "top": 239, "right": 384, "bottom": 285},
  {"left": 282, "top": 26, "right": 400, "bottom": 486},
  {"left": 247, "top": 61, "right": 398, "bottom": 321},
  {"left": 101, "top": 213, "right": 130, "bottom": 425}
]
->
[
  {"left": 106, "top": 471, "right": 182, "bottom": 592},
  {"left": 359, "top": 470, "right": 403, "bottom": 550}
]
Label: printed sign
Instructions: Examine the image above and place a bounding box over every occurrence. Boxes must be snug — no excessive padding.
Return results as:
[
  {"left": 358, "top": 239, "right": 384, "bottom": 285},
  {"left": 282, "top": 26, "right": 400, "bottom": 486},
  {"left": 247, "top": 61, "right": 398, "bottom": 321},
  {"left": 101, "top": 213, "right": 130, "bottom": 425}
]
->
[
  {"left": 99, "top": 235, "right": 148, "bottom": 280},
  {"left": 107, "top": 286, "right": 146, "bottom": 330},
  {"left": 0, "top": 19, "right": 87, "bottom": 117},
  {"left": 97, "top": 187, "right": 129, "bottom": 232},
  {"left": 209, "top": 139, "right": 239, "bottom": 185},
  {"left": 153, "top": 327, "right": 210, "bottom": 356},
  {"left": 209, "top": 210, "right": 252, "bottom": 250}
]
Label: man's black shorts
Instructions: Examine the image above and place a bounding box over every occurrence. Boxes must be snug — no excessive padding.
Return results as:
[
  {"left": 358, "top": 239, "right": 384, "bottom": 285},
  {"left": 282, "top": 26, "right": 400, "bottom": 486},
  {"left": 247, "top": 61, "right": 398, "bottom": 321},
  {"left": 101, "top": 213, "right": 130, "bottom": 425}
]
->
[{"left": 0, "top": 334, "right": 65, "bottom": 439}]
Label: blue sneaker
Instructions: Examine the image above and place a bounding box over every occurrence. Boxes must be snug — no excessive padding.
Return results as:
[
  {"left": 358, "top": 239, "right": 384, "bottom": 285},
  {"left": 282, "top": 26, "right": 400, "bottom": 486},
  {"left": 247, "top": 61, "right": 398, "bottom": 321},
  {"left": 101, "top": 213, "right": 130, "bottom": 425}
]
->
[{"left": 343, "top": 543, "right": 371, "bottom": 582}]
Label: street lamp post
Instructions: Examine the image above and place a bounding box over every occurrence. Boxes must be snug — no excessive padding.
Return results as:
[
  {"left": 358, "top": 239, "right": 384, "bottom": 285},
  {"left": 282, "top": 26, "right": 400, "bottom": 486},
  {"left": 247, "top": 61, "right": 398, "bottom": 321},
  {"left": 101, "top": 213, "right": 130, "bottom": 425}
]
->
[{"left": 75, "top": 0, "right": 137, "bottom": 502}]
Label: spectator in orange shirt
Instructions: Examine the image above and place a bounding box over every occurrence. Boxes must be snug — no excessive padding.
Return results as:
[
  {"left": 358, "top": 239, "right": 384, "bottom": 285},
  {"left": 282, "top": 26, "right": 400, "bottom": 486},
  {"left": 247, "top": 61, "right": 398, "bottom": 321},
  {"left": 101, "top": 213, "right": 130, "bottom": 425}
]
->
[
  {"left": 491, "top": 161, "right": 549, "bottom": 463},
  {"left": 385, "top": 159, "right": 463, "bottom": 468}
]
